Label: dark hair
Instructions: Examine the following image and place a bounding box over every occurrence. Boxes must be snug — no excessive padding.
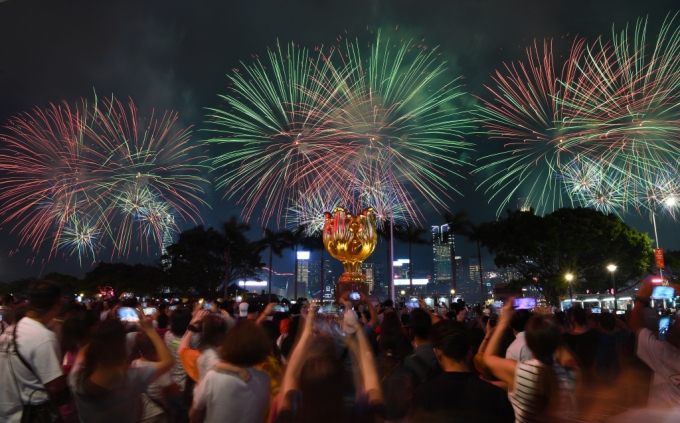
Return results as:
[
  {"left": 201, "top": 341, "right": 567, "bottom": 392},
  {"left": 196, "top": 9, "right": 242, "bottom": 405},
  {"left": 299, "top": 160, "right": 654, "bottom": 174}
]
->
[
  {"left": 199, "top": 314, "right": 228, "bottom": 350},
  {"left": 383, "top": 299, "right": 394, "bottom": 308},
  {"left": 296, "top": 337, "right": 345, "bottom": 423},
  {"left": 27, "top": 280, "right": 62, "bottom": 315},
  {"left": 156, "top": 313, "right": 169, "bottom": 329},
  {"left": 61, "top": 311, "right": 98, "bottom": 354},
  {"left": 280, "top": 315, "right": 303, "bottom": 360},
  {"left": 78, "top": 320, "right": 128, "bottom": 388},
  {"left": 599, "top": 312, "right": 615, "bottom": 331},
  {"left": 570, "top": 305, "right": 587, "bottom": 326},
  {"left": 2, "top": 294, "right": 15, "bottom": 306},
  {"left": 524, "top": 315, "right": 561, "bottom": 412},
  {"left": 135, "top": 331, "right": 157, "bottom": 361},
  {"left": 510, "top": 309, "right": 532, "bottom": 333},
  {"left": 430, "top": 320, "right": 470, "bottom": 362},
  {"left": 221, "top": 320, "right": 271, "bottom": 366},
  {"left": 400, "top": 313, "right": 411, "bottom": 328},
  {"left": 170, "top": 310, "right": 192, "bottom": 336},
  {"left": 409, "top": 308, "right": 432, "bottom": 341},
  {"left": 289, "top": 303, "right": 302, "bottom": 315}
]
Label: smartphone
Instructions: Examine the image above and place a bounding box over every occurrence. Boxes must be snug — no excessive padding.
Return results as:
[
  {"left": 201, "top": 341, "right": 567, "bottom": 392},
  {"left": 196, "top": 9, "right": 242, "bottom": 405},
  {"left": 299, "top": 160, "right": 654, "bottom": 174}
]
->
[
  {"left": 659, "top": 316, "right": 671, "bottom": 342},
  {"left": 273, "top": 304, "right": 287, "bottom": 313},
  {"left": 143, "top": 307, "right": 157, "bottom": 316},
  {"left": 513, "top": 297, "right": 537, "bottom": 310},
  {"left": 349, "top": 292, "right": 360, "bottom": 301},
  {"left": 117, "top": 307, "right": 139, "bottom": 322},
  {"left": 405, "top": 300, "right": 420, "bottom": 309},
  {"left": 168, "top": 305, "right": 178, "bottom": 311},
  {"left": 652, "top": 286, "right": 675, "bottom": 300},
  {"left": 123, "top": 292, "right": 134, "bottom": 299},
  {"left": 591, "top": 307, "right": 601, "bottom": 314},
  {"left": 141, "top": 301, "right": 147, "bottom": 307},
  {"left": 203, "top": 301, "right": 213, "bottom": 310}
]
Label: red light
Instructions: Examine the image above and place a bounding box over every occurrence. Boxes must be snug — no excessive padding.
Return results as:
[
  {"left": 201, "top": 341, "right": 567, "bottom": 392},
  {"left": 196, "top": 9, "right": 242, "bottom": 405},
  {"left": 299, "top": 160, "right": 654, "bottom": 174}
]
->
[{"left": 652, "top": 278, "right": 663, "bottom": 284}]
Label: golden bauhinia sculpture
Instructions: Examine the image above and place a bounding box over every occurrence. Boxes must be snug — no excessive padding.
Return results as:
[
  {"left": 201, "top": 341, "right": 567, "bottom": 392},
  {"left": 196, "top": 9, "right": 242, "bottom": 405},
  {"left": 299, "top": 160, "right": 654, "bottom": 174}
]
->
[{"left": 323, "top": 206, "right": 377, "bottom": 300}]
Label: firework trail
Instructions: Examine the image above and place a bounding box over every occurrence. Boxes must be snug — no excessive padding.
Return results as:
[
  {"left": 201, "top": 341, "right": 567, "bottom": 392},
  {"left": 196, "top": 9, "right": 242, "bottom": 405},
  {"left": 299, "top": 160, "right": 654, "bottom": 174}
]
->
[
  {"left": 207, "top": 31, "right": 474, "bottom": 226},
  {"left": 86, "top": 96, "right": 208, "bottom": 256},
  {"left": 0, "top": 96, "right": 208, "bottom": 263},
  {"left": 205, "top": 41, "right": 356, "bottom": 225},
  {"left": 474, "top": 38, "right": 586, "bottom": 215}
]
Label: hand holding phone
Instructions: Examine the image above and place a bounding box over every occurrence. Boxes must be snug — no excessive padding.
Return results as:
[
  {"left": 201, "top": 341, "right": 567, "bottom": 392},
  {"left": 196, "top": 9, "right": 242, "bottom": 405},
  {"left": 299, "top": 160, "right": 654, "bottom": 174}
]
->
[
  {"left": 659, "top": 316, "right": 671, "bottom": 341},
  {"left": 349, "top": 292, "right": 360, "bottom": 301},
  {"left": 117, "top": 307, "right": 140, "bottom": 322},
  {"left": 143, "top": 307, "right": 157, "bottom": 316},
  {"left": 513, "top": 297, "right": 537, "bottom": 310}
]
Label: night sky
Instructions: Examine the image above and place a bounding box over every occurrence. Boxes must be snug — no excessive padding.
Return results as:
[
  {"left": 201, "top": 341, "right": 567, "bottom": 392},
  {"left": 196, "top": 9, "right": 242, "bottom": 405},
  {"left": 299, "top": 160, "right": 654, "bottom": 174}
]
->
[{"left": 1, "top": 0, "right": 678, "bottom": 282}]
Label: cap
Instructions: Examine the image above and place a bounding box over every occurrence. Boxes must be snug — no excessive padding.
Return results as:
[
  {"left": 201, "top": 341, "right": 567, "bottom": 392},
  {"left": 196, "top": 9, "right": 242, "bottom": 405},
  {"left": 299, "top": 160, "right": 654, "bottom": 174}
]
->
[
  {"left": 239, "top": 302, "right": 249, "bottom": 318},
  {"left": 343, "top": 309, "right": 358, "bottom": 334}
]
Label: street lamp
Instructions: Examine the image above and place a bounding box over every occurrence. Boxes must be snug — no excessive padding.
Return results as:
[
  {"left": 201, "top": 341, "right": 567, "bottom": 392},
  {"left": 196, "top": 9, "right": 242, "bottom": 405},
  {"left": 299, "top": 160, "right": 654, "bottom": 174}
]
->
[
  {"left": 607, "top": 264, "right": 617, "bottom": 311},
  {"left": 450, "top": 289, "right": 456, "bottom": 306},
  {"left": 565, "top": 274, "right": 574, "bottom": 302}
]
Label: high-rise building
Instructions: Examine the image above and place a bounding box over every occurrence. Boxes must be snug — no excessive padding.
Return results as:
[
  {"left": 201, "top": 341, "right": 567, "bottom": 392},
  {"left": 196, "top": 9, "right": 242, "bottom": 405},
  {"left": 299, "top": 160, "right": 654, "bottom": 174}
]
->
[
  {"left": 469, "top": 256, "right": 480, "bottom": 283},
  {"left": 308, "top": 258, "right": 321, "bottom": 298},
  {"left": 361, "top": 262, "right": 376, "bottom": 292},
  {"left": 432, "top": 225, "right": 453, "bottom": 287},
  {"left": 289, "top": 251, "right": 309, "bottom": 299},
  {"left": 322, "top": 259, "right": 334, "bottom": 301},
  {"left": 375, "top": 263, "right": 386, "bottom": 292}
]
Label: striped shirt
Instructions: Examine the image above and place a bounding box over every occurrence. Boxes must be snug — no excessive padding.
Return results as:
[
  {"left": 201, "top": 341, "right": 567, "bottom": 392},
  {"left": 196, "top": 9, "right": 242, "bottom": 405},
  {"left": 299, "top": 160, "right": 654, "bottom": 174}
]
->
[{"left": 508, "top": 359, "right": 574, "bottom": 423}]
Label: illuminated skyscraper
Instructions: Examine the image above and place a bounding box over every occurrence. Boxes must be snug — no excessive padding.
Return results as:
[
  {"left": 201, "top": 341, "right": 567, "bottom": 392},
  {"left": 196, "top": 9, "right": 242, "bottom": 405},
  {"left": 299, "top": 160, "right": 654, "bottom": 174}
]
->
[
  {"left": 361, "top": 262, "right": 376, "bottom": 292},
  {"left": 432, "top": 225, "right": 460, "bottom": 289}
]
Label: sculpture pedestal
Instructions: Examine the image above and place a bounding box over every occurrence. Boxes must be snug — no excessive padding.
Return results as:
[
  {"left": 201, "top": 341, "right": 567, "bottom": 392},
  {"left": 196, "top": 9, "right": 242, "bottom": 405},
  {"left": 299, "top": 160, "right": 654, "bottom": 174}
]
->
[{"left": 334, "top": 282, "right": 369, "bottom": 305}]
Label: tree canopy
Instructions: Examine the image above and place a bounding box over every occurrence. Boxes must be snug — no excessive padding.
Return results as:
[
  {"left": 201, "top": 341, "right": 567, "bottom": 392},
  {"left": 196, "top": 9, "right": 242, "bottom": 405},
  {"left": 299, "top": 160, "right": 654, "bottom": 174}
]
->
[{"left": 477, "top": 207, "right": 653, "bottom": 304}]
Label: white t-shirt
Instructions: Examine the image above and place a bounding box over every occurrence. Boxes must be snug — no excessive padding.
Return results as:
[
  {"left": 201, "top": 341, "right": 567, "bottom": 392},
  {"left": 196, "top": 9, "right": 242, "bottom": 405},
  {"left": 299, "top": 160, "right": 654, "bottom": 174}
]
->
[
  {"left": 0, "top": 318, "right": 63, "bottom": 423},
  {"left": 197, "top": 348, "right": 220, "bottom": 382},
  {"left": 130, "top": 359, "right": 174, "bottom": 420},
  {"left": 506, "top": 332, "right": 534, "bottom": 363},
  {"left": 636, "top": 328, "right": 680, "bottom": 407},
  {"left": 193, "top": 367, "right": 270, "bottom": 423}
]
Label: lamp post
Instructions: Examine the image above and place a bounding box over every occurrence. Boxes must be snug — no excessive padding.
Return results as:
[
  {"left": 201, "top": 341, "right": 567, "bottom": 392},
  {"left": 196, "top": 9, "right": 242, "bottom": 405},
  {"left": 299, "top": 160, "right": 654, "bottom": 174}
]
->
[
  {"left": 565, "top": 273, "right": 574, "bottom": 302},
  {"left": 607, "top": 264, "right": 617, "bottom": 311},
  {"left": 450, "top": 289, "right": 455, "bottom": 307}
]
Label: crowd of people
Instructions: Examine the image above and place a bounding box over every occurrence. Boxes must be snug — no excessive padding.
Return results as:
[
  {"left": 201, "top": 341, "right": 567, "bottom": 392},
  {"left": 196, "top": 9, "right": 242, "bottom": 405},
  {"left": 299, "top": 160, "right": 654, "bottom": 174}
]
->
[{"left": 1, "top": 280, "right": 680, "bottom": 423}]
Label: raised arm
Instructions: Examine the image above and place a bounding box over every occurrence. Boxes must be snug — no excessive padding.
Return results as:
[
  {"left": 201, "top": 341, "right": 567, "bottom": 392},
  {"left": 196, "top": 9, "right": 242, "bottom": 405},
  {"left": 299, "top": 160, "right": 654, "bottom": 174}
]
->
[
  {"left": 483, "top": 300, "right": 517, "bottom": 389},
  {"left": 136, "top": 308, "right": 174, "bottom": 382},
  {"left": 361, "top": 292, "right": 379, "bottom": 329},
  {"left": 279, "top": 310, "right": 315, "bottom": 404},
  {"left": 418, "top": 299, "right": 441, "bottom": 323}
]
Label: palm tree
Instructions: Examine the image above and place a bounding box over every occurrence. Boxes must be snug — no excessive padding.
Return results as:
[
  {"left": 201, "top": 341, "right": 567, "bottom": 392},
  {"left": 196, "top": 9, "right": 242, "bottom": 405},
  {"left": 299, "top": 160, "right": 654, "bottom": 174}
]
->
[
  {"left": 442, "top": 211, "right": 470, "bottom": 293},
  {"left": 394, "top": 224, "right": 430, "bottom": 296},
  {"left": 377, "top": 221, "right": 394, "bottom": 300},
  {"left": 259, "top": 228, "right": 292, "bottom": 300},
  {"left": 289, "top": 226, "right": 307, "bottom": 300},
  {"left": 300, "top": 229, "right": 325, "bottom": 300},
  {"left": 462, "top": 222, "right": 486, "bottom": 304},
  {"left": 222, "top": 217, "right": 250, "bottom": 299}
]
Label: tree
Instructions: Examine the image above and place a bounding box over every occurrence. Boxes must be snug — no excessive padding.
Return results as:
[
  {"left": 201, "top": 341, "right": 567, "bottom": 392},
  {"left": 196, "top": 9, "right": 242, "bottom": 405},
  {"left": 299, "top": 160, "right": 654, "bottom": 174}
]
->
[
  {"left": 300, "top": 229, "right": 325, "bottom": 299},
  {"left": 222, "top": 217, "right": 251, "bottom": 299},
  {"left": 461, "top": 222, "right": 487, "bottom": 304},
  {"left": 476, "top": 207, "right": 653, "bottom": 305},
  {"left": 289, "top": 226, "right": 307, "bottom": 300},
  {"left": 259, "top": 228, "right": 292, "bottom": 299},
  {"left": 394, "top": 224, "right": 430, "bottom": 295},
  {"left": 442, "top": 211, "right": 470, "bottom": 293},
  {"left": 83, "top": 263, "right": 166, "bottom": 297},
  {"left": 163, "top": 225, "right": 263, "bottom": 298},
  {"left": 377, "top": 221, "right": 395, "bottom": 300}
]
